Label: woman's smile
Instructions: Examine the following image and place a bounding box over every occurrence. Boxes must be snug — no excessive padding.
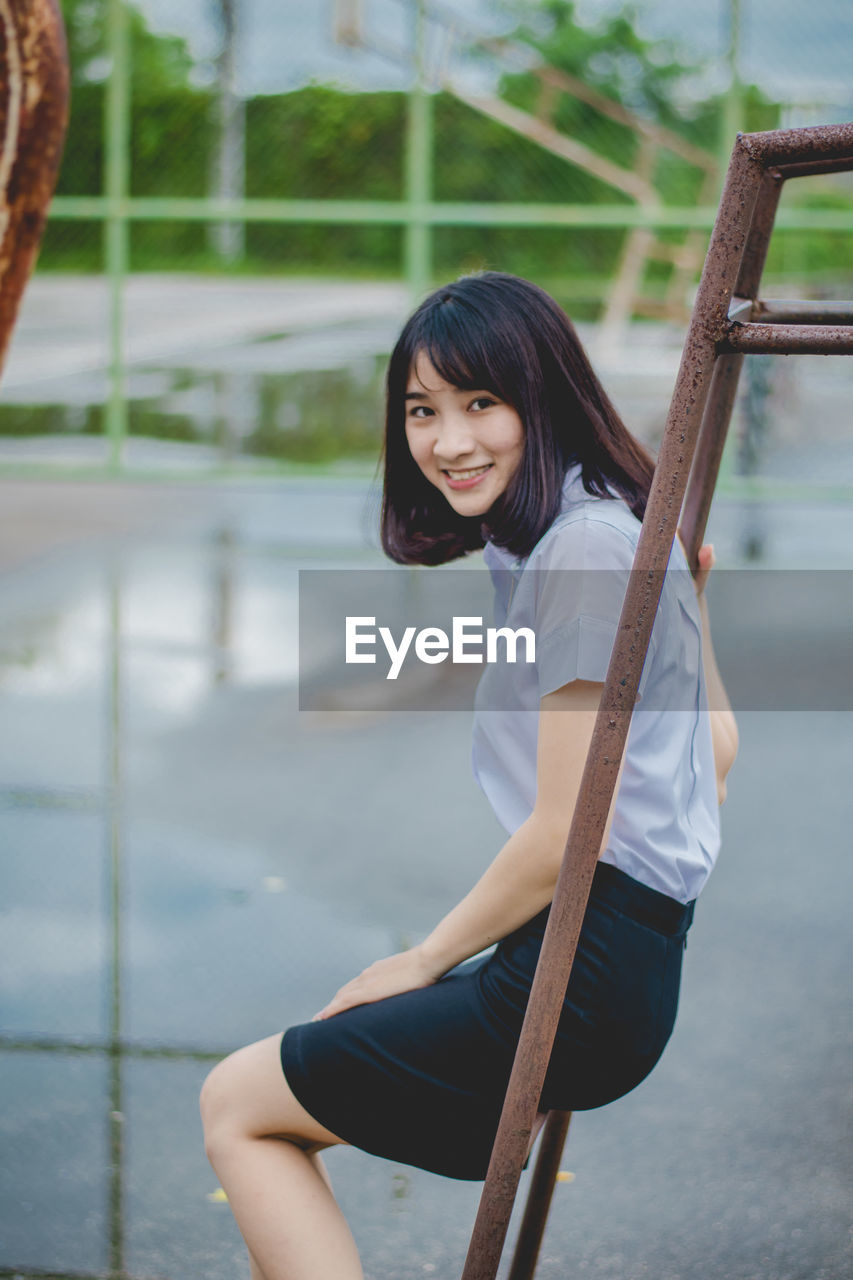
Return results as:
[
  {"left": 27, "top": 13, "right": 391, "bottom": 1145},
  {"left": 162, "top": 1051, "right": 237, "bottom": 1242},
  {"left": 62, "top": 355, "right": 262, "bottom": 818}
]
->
[{"left": 443, "top": 462, "right": 494, "bottom": 489}]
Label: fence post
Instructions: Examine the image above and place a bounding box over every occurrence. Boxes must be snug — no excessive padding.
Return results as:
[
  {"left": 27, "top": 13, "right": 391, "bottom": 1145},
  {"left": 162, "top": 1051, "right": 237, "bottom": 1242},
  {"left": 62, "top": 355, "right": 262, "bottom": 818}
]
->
[
  {"left": 404, "top": 0, "right": 433, "bottom": 303},
  {"left": 718, "top": 0, "right": 744, "bottom": 184},
  {"left": 104, "top": 0, "right": 130, "bottom": 472}
]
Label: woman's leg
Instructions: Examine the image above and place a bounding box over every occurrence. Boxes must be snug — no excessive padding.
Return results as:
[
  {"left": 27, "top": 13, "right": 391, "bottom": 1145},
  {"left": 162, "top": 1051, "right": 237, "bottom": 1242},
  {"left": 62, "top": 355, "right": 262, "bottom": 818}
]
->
[{"left": 200, "top": 1032, "right": 363, "bottom": 1280}]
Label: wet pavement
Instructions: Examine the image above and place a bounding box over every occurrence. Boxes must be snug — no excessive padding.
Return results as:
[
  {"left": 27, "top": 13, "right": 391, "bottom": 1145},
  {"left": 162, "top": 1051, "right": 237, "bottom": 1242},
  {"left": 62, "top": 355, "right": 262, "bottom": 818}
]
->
[
  {"left": 2, "top": 276, "right": 853, "bottom": 480},
  {"left": 1, "top": 274, "right": 852, "bottom": 1280},
  {"left": 0, "top": 467, "right": 851, "bottom": 1280}
]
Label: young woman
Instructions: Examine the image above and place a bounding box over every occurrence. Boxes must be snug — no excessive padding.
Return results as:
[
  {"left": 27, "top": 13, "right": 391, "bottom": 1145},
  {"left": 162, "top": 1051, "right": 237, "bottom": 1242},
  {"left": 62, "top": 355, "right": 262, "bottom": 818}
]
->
[{"left": 200, "top": 272, "right": 738, "bottom": 1280}]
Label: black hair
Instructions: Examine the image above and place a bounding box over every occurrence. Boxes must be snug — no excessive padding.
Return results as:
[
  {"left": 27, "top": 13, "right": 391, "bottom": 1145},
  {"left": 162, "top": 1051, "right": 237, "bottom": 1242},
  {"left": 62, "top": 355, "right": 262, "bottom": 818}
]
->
[{"left": 380, "top": 271, "right": 655, "bottom": 565}]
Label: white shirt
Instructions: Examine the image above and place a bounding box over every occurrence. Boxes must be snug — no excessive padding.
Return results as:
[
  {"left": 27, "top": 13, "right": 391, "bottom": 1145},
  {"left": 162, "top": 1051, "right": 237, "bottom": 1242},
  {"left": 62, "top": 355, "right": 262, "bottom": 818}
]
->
[{"left": 471, "top": 461, "right": 721, "bottom": 904}]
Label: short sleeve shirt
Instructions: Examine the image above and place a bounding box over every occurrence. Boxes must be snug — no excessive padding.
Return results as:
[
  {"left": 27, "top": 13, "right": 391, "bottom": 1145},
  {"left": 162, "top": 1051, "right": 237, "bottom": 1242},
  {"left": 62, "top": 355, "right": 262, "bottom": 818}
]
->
[{"left": 471, "top": 461, "right": 721, "bottom": 904}]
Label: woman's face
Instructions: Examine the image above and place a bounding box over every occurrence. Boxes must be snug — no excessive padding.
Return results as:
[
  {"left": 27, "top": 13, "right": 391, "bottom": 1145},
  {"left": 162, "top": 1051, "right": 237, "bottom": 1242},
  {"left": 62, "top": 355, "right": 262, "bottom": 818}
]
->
[{"left": 404, "top": 353, "right": 525, "bottom": 518}]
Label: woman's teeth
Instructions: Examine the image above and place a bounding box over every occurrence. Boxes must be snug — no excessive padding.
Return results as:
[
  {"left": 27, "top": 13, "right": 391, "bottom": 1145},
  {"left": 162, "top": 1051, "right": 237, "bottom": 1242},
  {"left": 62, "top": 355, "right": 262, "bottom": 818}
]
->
[{"left": 445, "top": 465, "right": 492, "bottom": 480}]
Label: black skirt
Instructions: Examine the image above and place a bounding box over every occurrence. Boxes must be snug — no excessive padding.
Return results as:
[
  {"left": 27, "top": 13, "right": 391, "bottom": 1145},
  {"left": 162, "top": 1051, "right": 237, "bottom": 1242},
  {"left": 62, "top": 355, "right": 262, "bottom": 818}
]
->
[{"left": 280, "top": 861, "right": 695, "bottom": 1181}]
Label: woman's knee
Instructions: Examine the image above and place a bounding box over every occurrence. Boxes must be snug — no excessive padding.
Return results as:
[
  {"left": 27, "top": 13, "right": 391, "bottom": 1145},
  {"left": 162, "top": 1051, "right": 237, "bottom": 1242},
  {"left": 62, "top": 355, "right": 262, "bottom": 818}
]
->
[
  {"left": 200, "top": 1053, "right": 245, "bottom": 1162},
  {"left": 199, "top": 1033, "right": 346, "bottom": 1160}
]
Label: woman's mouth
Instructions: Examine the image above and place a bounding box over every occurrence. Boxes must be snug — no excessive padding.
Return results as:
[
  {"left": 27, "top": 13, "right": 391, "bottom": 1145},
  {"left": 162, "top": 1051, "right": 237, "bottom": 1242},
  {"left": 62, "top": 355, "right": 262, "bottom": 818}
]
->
[{"left": 443, "top": 464, "right": 493, "bottom": 490}]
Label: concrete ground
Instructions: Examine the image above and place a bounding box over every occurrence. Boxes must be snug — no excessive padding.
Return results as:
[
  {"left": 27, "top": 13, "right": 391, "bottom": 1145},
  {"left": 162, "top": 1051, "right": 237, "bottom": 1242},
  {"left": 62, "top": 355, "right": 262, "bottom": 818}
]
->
[
  {"left": 0, "top": 275, "right": 851, "bottom": 1279},
  {"left": 0, "top": 469, "right": 851, "bottom": 1280}
]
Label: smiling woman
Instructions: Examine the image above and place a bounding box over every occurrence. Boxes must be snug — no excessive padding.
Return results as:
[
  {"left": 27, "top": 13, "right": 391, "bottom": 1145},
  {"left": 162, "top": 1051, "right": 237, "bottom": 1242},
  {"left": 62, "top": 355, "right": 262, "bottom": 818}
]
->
[
  {"left": 199, "top": 271, "right": 738, "bottom": 1280},
  {"left": 379, "top": 272, "right": 658, "bottom": 568}
]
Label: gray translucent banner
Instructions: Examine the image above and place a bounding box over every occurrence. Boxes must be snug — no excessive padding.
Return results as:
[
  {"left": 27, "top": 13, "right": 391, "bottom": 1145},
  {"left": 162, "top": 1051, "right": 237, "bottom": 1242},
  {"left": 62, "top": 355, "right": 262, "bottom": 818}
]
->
[{"left": 298, "top": 569, "right": 853, "bottom": 712}]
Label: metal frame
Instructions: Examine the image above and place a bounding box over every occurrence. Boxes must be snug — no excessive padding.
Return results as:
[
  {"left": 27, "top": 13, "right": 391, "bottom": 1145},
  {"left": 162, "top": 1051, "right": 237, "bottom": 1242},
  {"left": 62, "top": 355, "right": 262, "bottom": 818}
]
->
[
  {"left": 460, "top": 120, "right": 853, "bottom": 1280},
  {"left": 0, "top": 0, "right": 68, "bottom": 373}
]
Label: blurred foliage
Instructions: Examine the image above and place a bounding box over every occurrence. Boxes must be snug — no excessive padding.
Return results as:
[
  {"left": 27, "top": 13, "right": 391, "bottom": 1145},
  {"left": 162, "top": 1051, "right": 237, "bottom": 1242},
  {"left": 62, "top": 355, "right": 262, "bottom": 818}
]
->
[
  {"left": 432, "top": 95, "right": 627, "bottom": 205},
  {"left": 13, "top": 1, "right": 851, "bottom": 458},
  {"left": 59, "top": 0, "right": 197, "bottom": 92},
  {"left": 504, "top": 0, "right": 782, "bottom": 145},
  {"left": 45, "top": 0, "right": 850, "bottom": 292},
  {"left": 246, "top": 89, "right": 404, "bottom": 200},
  {"left": 503, "top": 0, "right": 700, "bottom": 151},
  {"left": 248, "top": 363, "right": 386, "bottom": 462},
  {"left": 501, "top": 0, "right": 781, "bottom": 201}
]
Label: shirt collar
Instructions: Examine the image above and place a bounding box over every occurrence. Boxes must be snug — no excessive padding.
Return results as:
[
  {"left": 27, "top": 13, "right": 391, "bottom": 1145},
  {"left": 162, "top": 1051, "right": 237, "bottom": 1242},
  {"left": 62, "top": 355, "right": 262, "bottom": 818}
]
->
[
  {"left": 484, "top": 461, "right": 585, "bottom": 573},
  {"left": 483, "top": 538, "right": 522, "bottom": 574},
  {"left": 559, "top": 460, "right": 586, "bottom": 512}
]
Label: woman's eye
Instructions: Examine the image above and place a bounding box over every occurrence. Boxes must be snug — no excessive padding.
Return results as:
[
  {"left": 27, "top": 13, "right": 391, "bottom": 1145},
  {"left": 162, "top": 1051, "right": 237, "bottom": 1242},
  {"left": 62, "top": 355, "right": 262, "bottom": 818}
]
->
[
  {"left": 470, "top": 396, "right": 496, "bottom": 411},
  {"left": 407, "top": 404, "right": 433, "bottom": 419}
]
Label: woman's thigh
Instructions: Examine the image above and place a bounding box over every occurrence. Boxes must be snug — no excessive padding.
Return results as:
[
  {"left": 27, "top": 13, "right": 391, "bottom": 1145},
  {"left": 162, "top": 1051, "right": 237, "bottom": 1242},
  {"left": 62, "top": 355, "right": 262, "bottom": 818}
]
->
[{"left": 200, "top": 1032, "right": 348, "bottom": 1153}]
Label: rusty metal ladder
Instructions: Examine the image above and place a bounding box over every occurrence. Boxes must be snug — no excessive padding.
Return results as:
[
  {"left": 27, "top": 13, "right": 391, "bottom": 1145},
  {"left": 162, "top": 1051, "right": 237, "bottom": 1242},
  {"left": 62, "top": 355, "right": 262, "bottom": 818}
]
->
[
  {"left": 0, "top": 1, "right": 68, "bottom": 375},
  {"left": 460, "top": 120, "right": 853, "bottom": 1280}
]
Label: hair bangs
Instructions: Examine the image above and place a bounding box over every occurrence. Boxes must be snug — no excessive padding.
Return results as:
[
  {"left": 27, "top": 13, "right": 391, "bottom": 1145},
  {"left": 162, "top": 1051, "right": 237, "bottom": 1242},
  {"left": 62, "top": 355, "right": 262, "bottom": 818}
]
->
[{"left": 403, "top": 298, "right": 517, "bottom": 408}]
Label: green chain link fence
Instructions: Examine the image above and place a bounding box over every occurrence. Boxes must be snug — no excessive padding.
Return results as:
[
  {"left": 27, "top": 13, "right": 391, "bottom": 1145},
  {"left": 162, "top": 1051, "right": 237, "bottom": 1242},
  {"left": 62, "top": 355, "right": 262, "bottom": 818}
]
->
[{"left": 1, "top": 0, "right": 851, "bottom": 482}]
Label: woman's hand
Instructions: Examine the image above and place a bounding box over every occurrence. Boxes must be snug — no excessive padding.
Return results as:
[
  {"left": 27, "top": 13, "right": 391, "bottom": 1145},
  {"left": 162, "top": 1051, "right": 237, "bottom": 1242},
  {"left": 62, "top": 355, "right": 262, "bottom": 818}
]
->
[
  {"left": 677, "top": 531, "right": 715, "bottom": 598},
  {"left": 311, "top": 946, "right": 443, "bottom": 1022},
  {"left": 693, "top": 542, "right": 715, "bottom": 598}
]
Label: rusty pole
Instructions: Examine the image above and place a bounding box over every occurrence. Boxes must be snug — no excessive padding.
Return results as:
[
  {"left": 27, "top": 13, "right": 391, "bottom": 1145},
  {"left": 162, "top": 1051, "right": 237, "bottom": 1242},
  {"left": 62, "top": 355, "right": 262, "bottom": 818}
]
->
[
  {"left": 505, "top": 1110, "right": 572, "bottom": 1280},
  {"left": 460, "top": 119, "right": 853, "bottom": 1280},
  {"left": 0, "top": 0, "right": 70, "bottom": 375},
  {"left": 459, "top": 130, "right": 766, "bottom": 1280},
  {"left": 679, "top": 130, "right": 853, "bottom": 556}
]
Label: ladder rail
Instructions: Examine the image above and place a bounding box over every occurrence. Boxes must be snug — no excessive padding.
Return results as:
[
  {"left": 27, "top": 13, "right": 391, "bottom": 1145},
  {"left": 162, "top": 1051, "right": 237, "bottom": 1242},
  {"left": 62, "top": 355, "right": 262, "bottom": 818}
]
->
[{"left": 461, "top": 119, "right": 853, "bottom": 1280}]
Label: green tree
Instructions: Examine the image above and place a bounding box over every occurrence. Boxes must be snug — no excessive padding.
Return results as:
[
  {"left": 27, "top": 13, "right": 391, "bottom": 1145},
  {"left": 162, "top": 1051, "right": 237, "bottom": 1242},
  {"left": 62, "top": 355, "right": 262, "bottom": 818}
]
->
[
  {"left": 502, "top": 0, "right": 779, "bottom": 159},
  {"left": 58, "top": 0, "right": 196, "bottom": 92},
  {"left": 507, "top": 0, "right": 694, "bottom": 131}
]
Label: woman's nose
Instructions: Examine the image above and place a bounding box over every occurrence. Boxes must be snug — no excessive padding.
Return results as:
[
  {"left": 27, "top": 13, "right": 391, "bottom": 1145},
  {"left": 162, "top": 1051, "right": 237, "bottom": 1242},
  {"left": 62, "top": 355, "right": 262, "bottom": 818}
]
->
[{"left": 433, "top": 412, "right": 475, "bottom": 461}]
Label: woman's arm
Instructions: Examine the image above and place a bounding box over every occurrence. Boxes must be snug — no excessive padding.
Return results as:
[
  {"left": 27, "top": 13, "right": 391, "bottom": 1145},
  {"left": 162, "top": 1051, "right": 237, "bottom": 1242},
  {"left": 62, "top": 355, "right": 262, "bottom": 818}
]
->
[
  {"left": 418, "top": 679, "right": 617, "bottom": 976},
  {"left": 311, "top": 679, "right": 609, "bottom": 1019},
  {"left": 312, "top": 542, "right": 736, "bottom": 1020}
]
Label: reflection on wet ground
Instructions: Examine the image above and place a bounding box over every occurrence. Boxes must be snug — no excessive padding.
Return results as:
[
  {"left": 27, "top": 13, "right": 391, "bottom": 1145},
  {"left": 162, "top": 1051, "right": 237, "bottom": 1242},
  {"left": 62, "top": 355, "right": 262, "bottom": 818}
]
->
[
  {"left": 0, "top": 479, "right": 498, "bottom": 1278},
  {"left": 0, "top": 349, "right": 392, "bottom": 467},
  {"left": 2, "top": 278, "right": 853, "bottom": 482},
  {"left": 0, "top": 279, "right": 408, "bottom": 468},
  {"left": 1, "top": 479, "right": 852, "bottom": 1280}
]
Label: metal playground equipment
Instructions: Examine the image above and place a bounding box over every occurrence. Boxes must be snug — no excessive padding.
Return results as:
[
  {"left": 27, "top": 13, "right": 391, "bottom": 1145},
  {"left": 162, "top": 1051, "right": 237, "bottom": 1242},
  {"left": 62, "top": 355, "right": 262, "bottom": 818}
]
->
[
  {"left": 0, "top": 0, "right": 68, "bottom": 375},
  {"left": 461, "top": 118, "right": 853, "bottom": 1280}
]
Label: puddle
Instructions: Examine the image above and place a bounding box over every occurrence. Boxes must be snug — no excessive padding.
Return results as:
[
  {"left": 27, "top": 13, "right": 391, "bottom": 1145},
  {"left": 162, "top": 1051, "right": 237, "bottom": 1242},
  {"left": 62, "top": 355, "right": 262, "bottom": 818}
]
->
[
  {"left": 0, "top": 541, "right": 302, "bottom": 745},
  {"left": 0, "top": 323, "right": 392, "bottom": 466}
]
